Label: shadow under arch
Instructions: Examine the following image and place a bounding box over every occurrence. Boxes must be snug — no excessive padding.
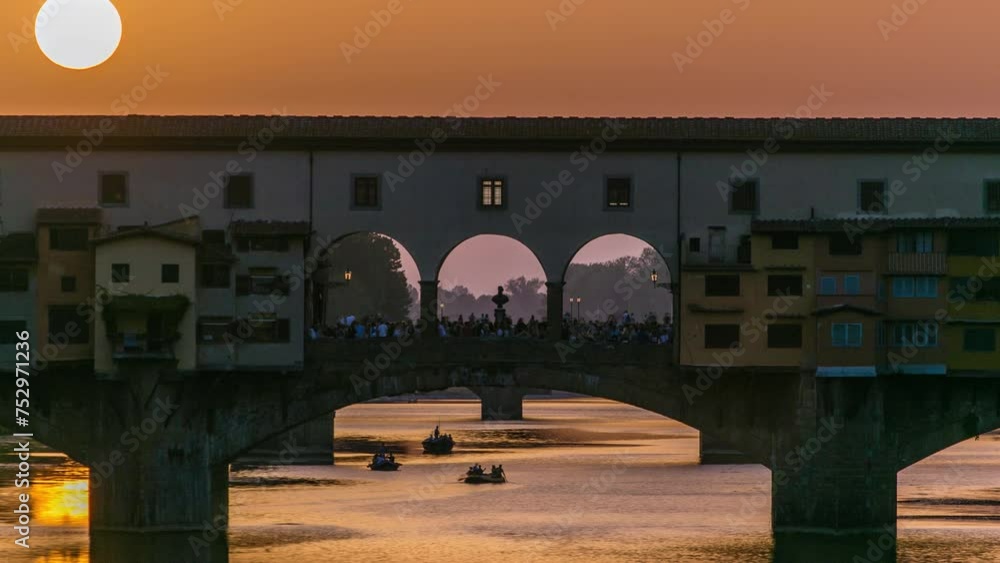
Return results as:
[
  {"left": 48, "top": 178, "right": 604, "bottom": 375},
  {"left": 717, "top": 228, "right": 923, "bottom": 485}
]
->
[{"left": 312, "top": 230, "right": 421, "bottom": 323}]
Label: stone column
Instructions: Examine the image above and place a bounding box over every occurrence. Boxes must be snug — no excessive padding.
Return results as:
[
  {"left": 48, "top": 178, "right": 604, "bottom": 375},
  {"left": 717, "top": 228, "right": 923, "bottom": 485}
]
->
[
  {"left": 698, "top": 432, "right": 752, "bottom": 464},
  {"left": 545, "top": 281, "right": 565, "bottom": 342},
  {"left": 419, "top": 280, "right": 439, "bottom": 340},
  {"left": 470, "top": 386, "right": 528, "bottom": 420}
]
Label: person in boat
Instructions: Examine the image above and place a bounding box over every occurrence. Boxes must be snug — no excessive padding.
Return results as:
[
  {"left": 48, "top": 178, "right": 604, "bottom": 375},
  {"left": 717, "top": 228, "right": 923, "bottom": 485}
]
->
[
  {"left": 434, "top": 425, "right": 440, "bottom": 439},
  {"left": 497, "top": 464, "right": 505, "bottom": 478}
]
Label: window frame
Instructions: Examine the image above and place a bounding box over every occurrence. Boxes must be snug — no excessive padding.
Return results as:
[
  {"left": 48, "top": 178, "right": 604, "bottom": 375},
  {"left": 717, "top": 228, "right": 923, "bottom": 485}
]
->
[
  {"left": 963, "top": 328, "right": 996, "bottom": 352},
  {"left": 771, "top": 232, "right": 799, "bottom": 250},
  {"left": 767, "top": 274, "right": 803, "bottom": 297},
  {"left": 0, "top": 268, "right": 29, "bottom": 292},
  {"left": 49, "top": 227, "right": 89, "bottom": 251},
  {"left": 704, "top": 274, "right": 741, "bottom": 297},
  {"left": 768, "top": 324, "right": 803, "bottom": 349},
  {"left": 857, "top": 178, "right": 888, "bottom": 214},
  {"left": 48, "top": 305, "right": 90, "bottom": 345},
  {"left": 728, "top": 178, "right": 759, "bottom": 215},
  {"left": 224, "top": 173, "right": 255, "bottom": 209},
  {"left": 199, "top": 264, "right": 231, "bottom": 289},
  {"left": 829, "top": 232, "right": 863, "bottom": 255},
  {"left": 60, "top": 275, "right": 76, "bottom": 293},
  {"left": 98, "top": 171, "right": 130, "bottom": 207},
  {"left": 477, "top": 176, "right": 507, "bottom": 210},
  {"left": 704, "top": 324, "right": 740, "bottom": 349},
  {"left": 831, "top": 322, "right": 863, "bottom": 348},
  {"left": 604, "top": 175, "right": 633, "bottom": 211},
  {"left": 819, "top": 276, "right": 837, "bottom": 295},
  {"left": 984, "top": 179, "right": 1000, "bottom": 215},
  {"left": 0, "top": 320, "right": 27, "bottom": 345},
  {"left": 111, "top": 263, "right": 131, "bottom": 284},
  {"left": 843, "top": 274, "right": 861, "bottom": 295},
  {"left": 351, "top": 174, "right": 382, "bottom": 210},
  {"left": 897, "top": 231, "right": 933, "bottom": 253},
  {"left": 161, "top": 264, "right": 180, "bottom": 284},
  {"left": 197, "top": 316, "right": 233, "bottom": 344}
]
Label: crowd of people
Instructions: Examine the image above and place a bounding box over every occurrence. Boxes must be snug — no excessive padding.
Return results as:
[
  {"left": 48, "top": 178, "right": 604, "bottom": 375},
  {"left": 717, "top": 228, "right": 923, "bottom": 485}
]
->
[{"left": 309, "top": 311, "right": 672, "bottom": 345}]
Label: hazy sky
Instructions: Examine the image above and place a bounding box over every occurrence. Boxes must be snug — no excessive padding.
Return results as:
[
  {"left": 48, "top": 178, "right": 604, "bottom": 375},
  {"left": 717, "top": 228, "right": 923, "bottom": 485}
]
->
[{"left": 5, "top": 0, "right": 996, "bottom": 293}]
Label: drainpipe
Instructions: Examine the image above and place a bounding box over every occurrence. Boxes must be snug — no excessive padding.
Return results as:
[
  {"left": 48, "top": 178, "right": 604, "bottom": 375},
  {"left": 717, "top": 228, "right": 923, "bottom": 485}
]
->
[{"left": 674, "top": 151, "right": 682, "bottom": 366}]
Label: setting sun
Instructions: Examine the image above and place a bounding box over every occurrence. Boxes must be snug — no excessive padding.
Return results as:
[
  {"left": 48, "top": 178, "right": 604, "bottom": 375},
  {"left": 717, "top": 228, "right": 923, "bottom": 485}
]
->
[{"left": 35, "top": 0, "right": 122, "bottom": 70}]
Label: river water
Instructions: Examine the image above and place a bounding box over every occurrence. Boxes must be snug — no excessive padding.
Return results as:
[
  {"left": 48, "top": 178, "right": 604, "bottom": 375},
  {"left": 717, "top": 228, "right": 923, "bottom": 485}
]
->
[{"left": 2, "top": 398, "right": 1000, "bottom": 562}]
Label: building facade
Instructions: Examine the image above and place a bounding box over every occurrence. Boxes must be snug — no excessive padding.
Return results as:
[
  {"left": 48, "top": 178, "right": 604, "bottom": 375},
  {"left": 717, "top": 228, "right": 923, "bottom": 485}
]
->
[{"left": 0, "top": 116, "right": 997, "bottom": 376}]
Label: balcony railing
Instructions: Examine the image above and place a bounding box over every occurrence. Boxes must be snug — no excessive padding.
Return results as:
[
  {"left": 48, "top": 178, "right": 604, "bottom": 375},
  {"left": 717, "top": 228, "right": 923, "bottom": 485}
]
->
[
  {"left": 887, "top": 252, "right": 947, "bottom": 275},
  {"left": 685, "top": 243, "right": 753, "bottom": 269},
  {"left": 110, "top": 333, "right": 177, "bottom": 361}
]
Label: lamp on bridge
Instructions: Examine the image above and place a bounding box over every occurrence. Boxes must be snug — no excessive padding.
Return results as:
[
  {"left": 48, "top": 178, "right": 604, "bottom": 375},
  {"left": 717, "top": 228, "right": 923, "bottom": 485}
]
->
[
  {"left": 570, "top": 296, "right": 582, "bottom": 319},
  {"left": 651, "top": 271, "right": 674, "bottom": 291},
  {"left": 344, "top": 270, "right": 352, "bottom": 282}
]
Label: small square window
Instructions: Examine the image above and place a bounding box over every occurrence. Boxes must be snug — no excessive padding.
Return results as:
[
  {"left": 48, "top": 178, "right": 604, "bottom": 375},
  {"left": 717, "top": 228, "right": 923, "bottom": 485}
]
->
[
  {"left": 704, "top": 324, "right": 740, "bottom": 349},
  {"left": 353, "top": 175, "right": 380, "bottom": 208},
  {"left": 605, "top": 177, "right": 632, "bottom": 209},
  {"left": 985, "top": 181, "right": 1000, "bottom": 214},
  {"left": 771, "top": 233, "right": 799, "bottom": 250},
  {"left": 688, "top": 237, "right": 701, "bottom": 252},
  {"left": 844, "top": 274, "right": 861, "bottom": 295},
  {"left": 768, "top": 324, "right": 802, "bottom": 349},
  {"left": 819, "top": 276, "right": 837, "bottom": 295},
  {"left": 61, "top": 276, "right": 76, "bottom": 293},
  {"left": 479, "top": 177, "right": 506, "bottom": 209},
  {"left": 111, "top": 263, "right": 130, "bottom": 284},
  {"left": 830, "top": 232, "right": 863, "bottom": 255},
  {"left": 99, "top": 172, "right": 129, "bottom": 206},
  {"left": 729, "top": 179, "right": 758, "bottom": 214},
  {"left": 859, "top": 180, "right": 887, "bottom": 214},
  {"left": 225, "top": 174, "right": 254, "bottom": 209},
  {"left": 50, "top": 227, "right": 89, "bottom": 251},
  {"left": 832, "top": 323, "right": 863, "bottom": 348},
  {"left": 162, "top": 264, "right": 180, "bottom": 284},
  {"left": 705, "top": 275, "right": 740, "bottom": 297},
  {"left": 768, "top": 275, "right": 803, "bottom": 296}
]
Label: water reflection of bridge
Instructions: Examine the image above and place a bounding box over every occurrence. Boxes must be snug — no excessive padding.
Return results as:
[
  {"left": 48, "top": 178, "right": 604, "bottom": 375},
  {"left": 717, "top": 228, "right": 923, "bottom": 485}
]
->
[{"left": 10, "top": 340, "right": 1000, "bottom": 562}]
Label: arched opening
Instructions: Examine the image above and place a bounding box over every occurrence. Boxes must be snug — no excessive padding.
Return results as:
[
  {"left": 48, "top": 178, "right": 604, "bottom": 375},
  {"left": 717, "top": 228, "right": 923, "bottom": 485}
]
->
[
  {"left": 436, "top": 235, "right": 547, "bottom": 333},
  {"left": 312, "top": 232, "right": 421, "bottom": 334},
  {"left": 563, "top": 234, "right": 673, "bottom": 339}
]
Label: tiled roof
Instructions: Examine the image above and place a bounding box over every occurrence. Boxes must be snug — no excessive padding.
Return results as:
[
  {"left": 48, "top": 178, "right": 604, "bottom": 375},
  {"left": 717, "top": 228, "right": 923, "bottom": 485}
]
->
[
  {"left": 92, "top": 226, "right": 200, "bottom": 247},
  {"left": 0, "top": 233, "right": 38, "bottom": 263},
  {"left": 2, "top": 116, "right": 1000, "bottom": 146},
  {"left": 36, "top": 207, "right": 102, "bottom": 224},
  {"left": 230, "top": 221, "right": 311, "bottom": 237},
  {"left": 753, "top": 217, "right": 1000, "bottom": 233}
]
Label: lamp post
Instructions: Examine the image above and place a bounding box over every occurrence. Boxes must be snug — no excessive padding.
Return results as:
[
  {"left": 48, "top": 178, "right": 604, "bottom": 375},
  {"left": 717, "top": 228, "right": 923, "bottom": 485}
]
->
[
  {"left": 318, "top": 269, "right": 352, "bottom": 327},
  {"left": 569, "top": 296, "right": 582, "bottom": 319}
]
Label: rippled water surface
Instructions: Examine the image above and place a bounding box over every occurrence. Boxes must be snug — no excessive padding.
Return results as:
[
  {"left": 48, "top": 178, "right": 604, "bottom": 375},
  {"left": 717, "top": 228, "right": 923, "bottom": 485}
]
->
[{"left": 2, "top": 398, "right": 999, "bottom": 562}]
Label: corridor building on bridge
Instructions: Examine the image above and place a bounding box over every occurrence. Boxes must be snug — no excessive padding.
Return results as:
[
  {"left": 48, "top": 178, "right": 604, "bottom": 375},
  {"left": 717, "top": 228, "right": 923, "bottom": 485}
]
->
[{"left": 0, "top": 116, "right": 997, "bottom": 376}]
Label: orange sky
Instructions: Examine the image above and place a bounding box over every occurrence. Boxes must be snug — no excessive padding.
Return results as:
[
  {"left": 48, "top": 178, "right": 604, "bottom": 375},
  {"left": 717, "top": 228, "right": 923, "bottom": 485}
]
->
[{"left": 3, "top": 0, "right": 998, "bottom": 117}]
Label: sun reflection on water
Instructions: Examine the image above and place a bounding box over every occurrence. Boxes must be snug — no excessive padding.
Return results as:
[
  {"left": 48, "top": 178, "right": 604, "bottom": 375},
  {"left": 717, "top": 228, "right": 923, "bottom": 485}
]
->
[{"left": 34, "top": 470, "right": 89, "bottom": 526}]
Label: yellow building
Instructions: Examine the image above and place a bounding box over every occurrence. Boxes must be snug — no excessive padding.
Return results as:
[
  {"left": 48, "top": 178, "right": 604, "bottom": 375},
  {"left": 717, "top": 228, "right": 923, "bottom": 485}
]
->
[
  {"left": 945, "top": 223, "right": 1000, "bottom": 374},
  {"left": 93, "top": 218, "right": 200, "bottom": 375},
  {"left": 35, "top": 208, "right": 103, "bottom": 368}
]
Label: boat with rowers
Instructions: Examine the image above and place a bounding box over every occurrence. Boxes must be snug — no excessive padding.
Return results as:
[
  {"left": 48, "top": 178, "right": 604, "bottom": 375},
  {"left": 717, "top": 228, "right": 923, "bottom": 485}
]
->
[
  {"left": 463, "top": 463, "right": 506, "bottom": 484},
  {"left": 422, "top": 425, "right": 455, "bottom": 454},
  {"left": 367, "top": 445, "right": 402, "bottom": 471}
]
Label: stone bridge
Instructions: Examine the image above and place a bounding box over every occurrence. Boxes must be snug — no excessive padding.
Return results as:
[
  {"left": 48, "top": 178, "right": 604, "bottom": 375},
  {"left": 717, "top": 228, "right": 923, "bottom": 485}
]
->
[{"left": 6, "top": 341, "right": 1000, "bottom": 561}]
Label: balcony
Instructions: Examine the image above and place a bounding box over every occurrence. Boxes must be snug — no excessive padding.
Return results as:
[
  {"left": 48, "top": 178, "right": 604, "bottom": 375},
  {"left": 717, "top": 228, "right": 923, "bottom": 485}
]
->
[
  {"left": 887, "top": 252, "right": 947, "bottom": 275},
  {"left": 110, "top": 333, "right": 177, "bottom": 361},
  {"left": 684, "top": 242, "right": 753, "bottom": 271}
]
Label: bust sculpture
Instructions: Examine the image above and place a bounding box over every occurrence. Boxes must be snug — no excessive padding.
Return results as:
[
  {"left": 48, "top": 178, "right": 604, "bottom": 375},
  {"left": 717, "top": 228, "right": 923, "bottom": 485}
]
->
[{"left": 492, "top": 286, "right": 509, "bottom": 324}]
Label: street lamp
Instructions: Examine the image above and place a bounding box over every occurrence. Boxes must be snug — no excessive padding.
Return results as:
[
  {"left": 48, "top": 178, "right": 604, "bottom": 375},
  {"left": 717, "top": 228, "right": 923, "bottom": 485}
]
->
[
  {"left": 439, "top": 303, "right": 445, "bottom": 317},
  {"left": 344, "top": 270, "right": 352, "bottom": 282},
  {"left": 569, "top": 296, "right": 582, "bottom": 319},
  {"left": 651, "top": 271, "right": 672, "bottom": 290}
]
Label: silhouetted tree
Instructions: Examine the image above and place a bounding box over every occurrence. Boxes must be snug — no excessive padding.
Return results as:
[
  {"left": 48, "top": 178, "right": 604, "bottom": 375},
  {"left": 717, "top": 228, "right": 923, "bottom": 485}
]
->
[{"left": 322, "top": 233, "right": 414, "bottom": 321}]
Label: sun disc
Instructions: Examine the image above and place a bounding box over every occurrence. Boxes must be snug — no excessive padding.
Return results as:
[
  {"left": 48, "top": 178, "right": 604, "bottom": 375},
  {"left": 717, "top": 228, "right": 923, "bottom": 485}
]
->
[{"left": 35, "top": 0, "right": 122, "bottom": 70}]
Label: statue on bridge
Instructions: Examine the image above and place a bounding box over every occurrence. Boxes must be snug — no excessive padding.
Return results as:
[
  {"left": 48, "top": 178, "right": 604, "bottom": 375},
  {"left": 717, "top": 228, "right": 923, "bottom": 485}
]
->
[{"left": 492, "top": 286, "right": 509, "bottom": 325}]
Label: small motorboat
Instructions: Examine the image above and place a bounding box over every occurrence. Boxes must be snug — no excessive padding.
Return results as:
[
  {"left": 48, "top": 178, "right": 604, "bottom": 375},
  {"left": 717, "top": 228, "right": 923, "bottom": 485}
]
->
[
  {"left": 422, "top": 425, "right": 455, "bottom": 454},
  {"left": 367, "top": 446, "right": 401, "bottom": 471},
  {"left": 463, "top": 464, "right": 506, "bottom": 484}
]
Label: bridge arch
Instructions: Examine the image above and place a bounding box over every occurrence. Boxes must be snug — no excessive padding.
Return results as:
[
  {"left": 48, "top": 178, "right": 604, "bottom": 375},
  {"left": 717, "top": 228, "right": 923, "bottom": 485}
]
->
[{"left": 313, "top": 231, "right": 421, "bottom": 323}]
